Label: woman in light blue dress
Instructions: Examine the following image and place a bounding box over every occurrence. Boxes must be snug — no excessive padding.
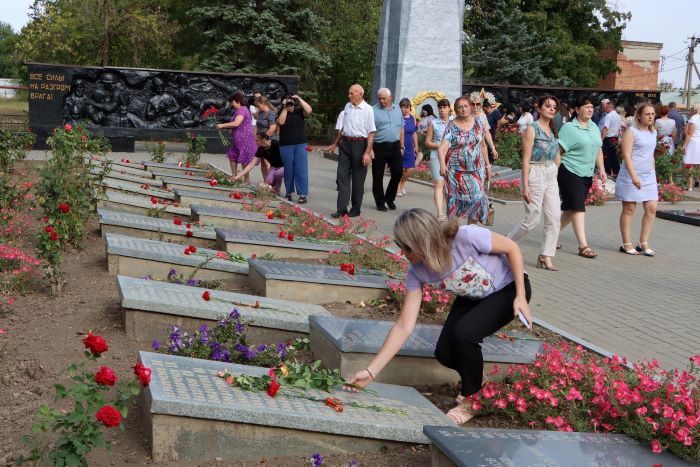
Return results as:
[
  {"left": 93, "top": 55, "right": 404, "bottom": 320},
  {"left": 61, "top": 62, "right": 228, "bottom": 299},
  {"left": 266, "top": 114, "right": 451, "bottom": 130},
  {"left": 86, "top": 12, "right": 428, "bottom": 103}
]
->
[
  {"left": 616, "top": 104, "right": 658, "bottom": 256},
  {"left": 424, "top": 98, "right": 453, "bottom": 220}
]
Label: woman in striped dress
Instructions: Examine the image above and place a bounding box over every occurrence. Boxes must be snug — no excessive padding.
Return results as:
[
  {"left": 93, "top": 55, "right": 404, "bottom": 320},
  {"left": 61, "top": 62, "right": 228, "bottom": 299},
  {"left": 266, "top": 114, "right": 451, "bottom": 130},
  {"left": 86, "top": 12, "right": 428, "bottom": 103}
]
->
[{"left": 438, "top": 96, "right": 491, "bottom": 223}]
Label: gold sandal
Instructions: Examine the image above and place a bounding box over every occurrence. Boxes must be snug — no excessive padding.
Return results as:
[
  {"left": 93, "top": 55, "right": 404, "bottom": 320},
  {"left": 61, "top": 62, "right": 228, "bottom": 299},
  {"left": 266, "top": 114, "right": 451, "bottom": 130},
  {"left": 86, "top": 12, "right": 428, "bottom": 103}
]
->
[{"left": 446, "top": 401, "right": 474, "bottom": 425}]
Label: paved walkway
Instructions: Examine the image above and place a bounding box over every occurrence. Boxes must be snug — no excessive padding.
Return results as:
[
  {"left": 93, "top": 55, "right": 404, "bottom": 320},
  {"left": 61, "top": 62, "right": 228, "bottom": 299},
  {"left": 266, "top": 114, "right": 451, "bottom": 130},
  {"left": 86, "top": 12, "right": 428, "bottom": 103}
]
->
[{"left": 28, "top": 145, "right": 700, "bottom": 371}]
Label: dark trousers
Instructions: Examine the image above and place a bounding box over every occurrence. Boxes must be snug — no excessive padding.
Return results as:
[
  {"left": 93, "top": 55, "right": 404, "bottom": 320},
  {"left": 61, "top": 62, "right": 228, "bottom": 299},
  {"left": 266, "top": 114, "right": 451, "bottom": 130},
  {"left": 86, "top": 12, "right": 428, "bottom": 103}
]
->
[
  {"left": 434, "top": 276, "right": 532, "bottom": 397},
  {"left": 602, "top": 137, "right": 620, "bottom": 176},
  {"left": 371, "top": 141, "right": 402, "bottom": 207},
  {"left": 337, "top": 139, "right": 368, "bottom": 214}
]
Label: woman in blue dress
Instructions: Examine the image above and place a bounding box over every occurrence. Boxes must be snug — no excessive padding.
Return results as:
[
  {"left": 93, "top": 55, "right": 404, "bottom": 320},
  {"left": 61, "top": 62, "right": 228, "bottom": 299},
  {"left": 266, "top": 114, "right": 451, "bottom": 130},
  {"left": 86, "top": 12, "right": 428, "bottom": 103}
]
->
[{"left": 397, "top": 98, "right": 418, "bottom": 197}]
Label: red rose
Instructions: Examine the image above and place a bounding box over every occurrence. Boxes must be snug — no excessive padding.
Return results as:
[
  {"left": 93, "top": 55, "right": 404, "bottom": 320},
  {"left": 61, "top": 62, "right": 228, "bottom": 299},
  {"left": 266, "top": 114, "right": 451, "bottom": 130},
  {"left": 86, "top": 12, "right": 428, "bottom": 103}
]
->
[
  {"left": 267, "top": 380, "right": 281, "bottom": 397},
  {"left": 151, "top": 197, "right": 157, "bottom": 205},
  {"left": 58, "top": 203, "right": 70, "bottom": 214},
  {"left": 132, "top": 361, "right": 151, "bottom": 387},
  {"left": 306, "top": 145, "right": 312, "bottom": 152},
  {"left": 233, "top": 192, "right": 242, "bottom": 199},
  {"left": 49, "top": 231, "right": 59, "bottom": 241},
  {"left": 267, "top": 212, "right": 274, "bottom": 219},
  {"left": 173, "top": 217, "right": 182, "bottom": 226},
  {"left": 186, "top": 163, "right": 191, "bottom": 168},
  {"left": 183, "top": 248, "right": 190, "bottom": 255},
  {"left": 202, "top": 290, "right": 211, "bottom": 301},
  {"left": 209, "top": 179, "right": 218, "bottom": 187},
  {"left": 95, "top": 405, "right": 121, "bottom": 427},
  {"left": 279, "top": 230, "right": 286, "bottom": 238},
  {"left": 64, "top": 124, "right": 72, "bottom": 132},
  {"left": 83, "top": 332, "right": 109, "bottom": 355},
  {"left": 94, "top": 366, "right": 118, "bottom": 386},
  {"left": 125, "top": 159, "right": 130, "bottom": 164},
  {"left": 186, "top": 230, "right": 193, "bottom": 237},
  {"left": 188, "top": 245, "right": 197, "bottom": 253},
  {"left": 44, "top": 225, "right": 54, "bottom": 233},
  {"left": 250, "top": 253, "right": 257, "bottom": 259},
  {"left": 186, "top": 223, "right": 192, "bottom": 229},
  {"left": 287, "top": 233, "right": 294, "bottom": 241}
]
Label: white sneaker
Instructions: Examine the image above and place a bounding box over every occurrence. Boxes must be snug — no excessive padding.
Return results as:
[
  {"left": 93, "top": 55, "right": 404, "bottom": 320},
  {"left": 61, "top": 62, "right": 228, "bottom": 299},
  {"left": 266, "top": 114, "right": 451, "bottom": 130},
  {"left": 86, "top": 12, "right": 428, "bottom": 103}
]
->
[
  {"left": 396, "top": 192, "right": 404, "bottom": 197},
  {"left": 401, "top": 188, "right": 407, "bottom": 195}
]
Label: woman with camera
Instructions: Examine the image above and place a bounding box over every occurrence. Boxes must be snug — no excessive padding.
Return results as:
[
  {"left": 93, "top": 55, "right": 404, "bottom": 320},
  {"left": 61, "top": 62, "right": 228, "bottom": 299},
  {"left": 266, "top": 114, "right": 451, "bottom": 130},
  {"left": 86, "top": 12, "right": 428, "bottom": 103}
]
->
[{"left": 277, "top": 95, "right": 313, "bottom": 204}]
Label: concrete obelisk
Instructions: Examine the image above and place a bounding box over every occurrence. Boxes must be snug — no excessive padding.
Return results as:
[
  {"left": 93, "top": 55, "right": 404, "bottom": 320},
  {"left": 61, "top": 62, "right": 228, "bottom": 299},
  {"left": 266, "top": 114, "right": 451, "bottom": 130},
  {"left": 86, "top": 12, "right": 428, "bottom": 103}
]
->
[{"left": 372, "top": 0, "right": 465, "bottom": 105}]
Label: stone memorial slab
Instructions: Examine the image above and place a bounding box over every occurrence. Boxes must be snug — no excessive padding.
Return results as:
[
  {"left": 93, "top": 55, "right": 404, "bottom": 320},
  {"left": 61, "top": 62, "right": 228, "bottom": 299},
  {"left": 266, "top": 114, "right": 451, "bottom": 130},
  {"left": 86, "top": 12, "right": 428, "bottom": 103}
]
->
[
  {"left": 98, "top": 209, "right": 216, "bottom": 247},
  {"left": 216, "top": 228, "right": 348, "bottom": 260},
  {"left": 140, "top": 351, "right": 451, "bottom": 462},
  {"left": 657, "top": 209, "right": 700, "bottom": 227},
  {"left": 102, "top": 177, "right": 175, "bottom": 201},
  {"left": 248, "top": 259, "right": 392, "bottom": 303},
  {"left": 161, "top": 177, "right": 246, "bottom": 196},
  {"left": 105, "top": 233, "right": 247, "bottom": 282},
  {"left": 91, "top": 168, "right": 163, "bottom": 187},
  {"left": 96, "top": 191, "right": 191, "bottom": 219},
  {"left": 423, "top": 426, "right": 693, "bottom": 467},
  {"left": 84, "top": 155, "right": 145, "bottom": 170},
  {"left": 118, "top": 275, "right": 330, "bottom": 343},
  {"left": 144, "top": 161, "right": 208, "bottom": 175},
  {"left": 150, "top": 168, "right": 212, "bottom": 183},
  {"left": 175, "top": 188, "right": 276, "bottom": 210},
  {"left": 191, "top": 204, "right": 282, "bottom": 233},
  {"left": 85, "top": 157, "right": 153, "bottom": 177},
  {"left": 310, "top": 316, "right": 542, "bottom": 385}
]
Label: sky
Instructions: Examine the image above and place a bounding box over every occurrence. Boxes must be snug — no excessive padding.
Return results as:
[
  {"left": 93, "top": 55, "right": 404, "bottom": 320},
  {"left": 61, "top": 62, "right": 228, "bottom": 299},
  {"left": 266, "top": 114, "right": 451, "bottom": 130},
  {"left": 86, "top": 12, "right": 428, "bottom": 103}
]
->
[{"left": 4, "top": 0, "right": 700, "bottom": 88}]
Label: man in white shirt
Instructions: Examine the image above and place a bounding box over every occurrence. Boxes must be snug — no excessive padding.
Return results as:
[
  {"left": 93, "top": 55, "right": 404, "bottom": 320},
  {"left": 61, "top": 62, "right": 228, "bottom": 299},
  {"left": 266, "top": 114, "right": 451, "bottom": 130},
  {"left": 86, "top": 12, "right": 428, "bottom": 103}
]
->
[
  {"left": 327, "top": 84, "right": 376, "bottom": 218},
  {"left": 598, "top": 98, "right": 622, "bottom": 176}
]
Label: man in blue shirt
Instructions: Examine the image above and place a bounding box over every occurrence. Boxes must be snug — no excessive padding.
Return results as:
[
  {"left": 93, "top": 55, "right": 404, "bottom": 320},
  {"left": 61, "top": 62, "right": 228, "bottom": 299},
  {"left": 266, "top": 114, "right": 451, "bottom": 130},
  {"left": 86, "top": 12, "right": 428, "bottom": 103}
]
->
[
  {"left": 371, "top": 88, "right": 404, "bottom": 211},
  {"left": 667, "top": 102, "right": 685, "bottom": 146}
]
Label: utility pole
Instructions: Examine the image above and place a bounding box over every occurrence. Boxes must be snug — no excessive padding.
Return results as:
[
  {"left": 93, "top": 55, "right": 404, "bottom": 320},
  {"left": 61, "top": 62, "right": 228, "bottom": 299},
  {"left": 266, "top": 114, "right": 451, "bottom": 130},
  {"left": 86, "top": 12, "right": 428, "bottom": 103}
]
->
[{"left": 682, "top": 36, "right": 700, "bottom": 109}]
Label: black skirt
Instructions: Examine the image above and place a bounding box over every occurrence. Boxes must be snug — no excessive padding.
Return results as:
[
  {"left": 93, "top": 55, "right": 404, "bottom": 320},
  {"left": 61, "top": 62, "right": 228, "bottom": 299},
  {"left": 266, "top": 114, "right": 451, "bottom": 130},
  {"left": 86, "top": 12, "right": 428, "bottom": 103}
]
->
[{"left": 558, "top": 163, "right": 592, "bottom": 212}]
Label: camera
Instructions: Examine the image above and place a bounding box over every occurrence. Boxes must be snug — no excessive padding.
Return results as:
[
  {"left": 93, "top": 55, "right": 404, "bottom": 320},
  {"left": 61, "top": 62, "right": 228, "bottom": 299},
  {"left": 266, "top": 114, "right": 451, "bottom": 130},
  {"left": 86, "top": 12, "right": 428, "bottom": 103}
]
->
[{"left": 283, "top": 95, "right": 297, "bottom": 107}]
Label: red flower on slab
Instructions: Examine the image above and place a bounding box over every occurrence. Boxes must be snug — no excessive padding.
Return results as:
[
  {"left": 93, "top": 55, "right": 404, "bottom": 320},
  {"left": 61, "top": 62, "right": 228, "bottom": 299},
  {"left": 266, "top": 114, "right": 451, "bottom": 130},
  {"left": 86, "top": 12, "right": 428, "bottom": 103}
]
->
[
  {"left": 187, "top": 245, "right": 197, "bottom": 254},
  {"left": 279, "top": 230, "right": 286, "bottom": 239},
  {"left": 267, "top": 380, "right": 281, "bottom": 397},
  {"left": 232, "top": 191, "right": 243, "bottom": 200},
  {"left": 95, "top": 405, "right": 121, "bottom": 427},
  {"left": 287, "top": 233, "right": 295, "bottom": 241},
  {"left": 202, "top": 290, "right": 211, "bottom": 301},
  {"left": 306, "top": 145, "right": 312, "bottom": 152},
  {"left": 266, "top": 211, "right": 274, "bottom": 219},
  {"left": 151, "top": 197, "right": 157, "bottom": 205},
  {"left": 173, "top": 217, "right": 182, "bottom": 226},
  {"left": 340, "top": 263, "right": 355, "bottom": 275},
  {"left": 186, "top": 230, "right": 193, "bottom": 237},
  {"left": 186, "top": 223, "right": 192, "bottom": 229},
  {"left": 209, "top": 179, "right": 218, "bottom": 187},
  {"left": 83, "top": 332, "right": 108, "bottom": 355},
  {"left": 94, "top": 366, "right": 118, "bottom": 386},
  {"left": 58, "top": 203, "right": 70, "bottom": 214},
  {"left": 132, "top": 361, "right": 152, "bottom": 387}
]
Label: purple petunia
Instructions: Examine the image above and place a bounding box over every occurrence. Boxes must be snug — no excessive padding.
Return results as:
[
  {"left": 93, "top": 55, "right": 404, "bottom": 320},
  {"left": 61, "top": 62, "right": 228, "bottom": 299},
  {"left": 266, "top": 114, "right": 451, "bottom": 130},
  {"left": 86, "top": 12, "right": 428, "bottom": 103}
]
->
[
  {"left": 187, "top": 279, "right": 197, "bottom": 287},
  {"left": 311, "top": 453, "right": 323, "bottom": 467},
  {"left": 151, "top": 340, "right": 160, "bottom": 351},
  {"left": 168, "top": 268, "right": 177, "bottom": 277},
  {"left": 277, "top": 341, "right": 287, "bottom": 358}
]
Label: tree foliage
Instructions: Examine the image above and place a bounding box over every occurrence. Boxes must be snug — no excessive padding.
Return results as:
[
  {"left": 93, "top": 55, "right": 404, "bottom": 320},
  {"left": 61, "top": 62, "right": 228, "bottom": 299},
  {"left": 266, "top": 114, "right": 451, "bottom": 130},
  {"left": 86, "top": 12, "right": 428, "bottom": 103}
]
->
[
  {"left": 464, "top": 0, "right": 630, "bottom": 87},
  {"left": 0, "top": 22, "right": 20, "bottom": 79}
]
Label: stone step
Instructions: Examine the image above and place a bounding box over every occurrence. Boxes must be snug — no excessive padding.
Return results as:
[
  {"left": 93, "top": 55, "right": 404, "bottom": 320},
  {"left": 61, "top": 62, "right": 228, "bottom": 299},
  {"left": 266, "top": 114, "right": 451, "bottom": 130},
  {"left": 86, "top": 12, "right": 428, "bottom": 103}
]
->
[
  {"left": 248, "top": 259, "right": 392, "bottom": 304},
  {"left": 96, "top": 191, "right": 191, "bottom": 220},
  {"left": 118, "top": 276, "right": 330, "bottom": 345},
  {"left": 87, "top": 155, "right": 146, "bottom": 171},
  {"left": 86, "top": 158, "right": 153, "bottom": 177},
  {"left": 191, "top": 204, "right": 283, "bottom": 233},
  {"left": 310, "top": 316, "right": 543, "bottom": 386},
  {"left": 98, "top": 209, "right": 216, "bottom": 248},
  {"left": 102, "top": 177, "right": 175, "bottom": 201},
  {"left": 174, "top": 188, "right": 278, "bottom": 210},
  {"left": 423, "top": 426, "right": 693, "bottom": 467},
  {"left": 161, "top": 176, "right": 249, "bottom": 196},
  {"left": 91, "top": 168, "right": 164, "bottom": 187},
  {"left": 105, "top": 233, "right": 248, "bottom": 282},
  {"left": 150, "top": 169, "right": 211, "bottom": 183},
  {"left": 143, "top": 161, "right": 208, "bottom": 175},
  {"left": 139, "top": 351, "right": 451, "bottom": 462},
  {"left": 216, "top": 227, "right": 348, "bottom": 260}
]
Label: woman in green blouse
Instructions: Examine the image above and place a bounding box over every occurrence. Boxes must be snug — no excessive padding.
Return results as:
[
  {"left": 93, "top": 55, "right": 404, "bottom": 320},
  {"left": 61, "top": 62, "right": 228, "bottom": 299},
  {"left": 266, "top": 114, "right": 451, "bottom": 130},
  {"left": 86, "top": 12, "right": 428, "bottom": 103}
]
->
[{"left": 557, "top": 96, "right": 607, "bottom": 258}]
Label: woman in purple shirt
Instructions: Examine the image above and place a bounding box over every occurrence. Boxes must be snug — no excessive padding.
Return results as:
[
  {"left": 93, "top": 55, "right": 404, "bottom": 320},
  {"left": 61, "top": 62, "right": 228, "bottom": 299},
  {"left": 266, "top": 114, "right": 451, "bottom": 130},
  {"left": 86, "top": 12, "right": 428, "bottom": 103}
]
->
[
  {"left": 346, "top": 208, "right": 532, "bottom": 425},
  {"left": 217, "top": 92, "right": 257, "bottom": 183}
]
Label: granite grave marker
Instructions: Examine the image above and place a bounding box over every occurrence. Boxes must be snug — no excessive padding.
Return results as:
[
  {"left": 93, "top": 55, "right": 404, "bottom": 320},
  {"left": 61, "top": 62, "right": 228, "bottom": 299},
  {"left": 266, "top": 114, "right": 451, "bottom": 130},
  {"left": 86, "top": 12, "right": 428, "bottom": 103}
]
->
[
  {"left": 216, "top": 228, "right": 348, "bottom": 259},
  {"left": 191, "top": 204, "right": 282, "bottom": 233},
  {"left": 96, "top": 191, "right": 191, "bottom": 219},
  {"left": 656, "top": 209, "right": 700, "bottom": 227}
]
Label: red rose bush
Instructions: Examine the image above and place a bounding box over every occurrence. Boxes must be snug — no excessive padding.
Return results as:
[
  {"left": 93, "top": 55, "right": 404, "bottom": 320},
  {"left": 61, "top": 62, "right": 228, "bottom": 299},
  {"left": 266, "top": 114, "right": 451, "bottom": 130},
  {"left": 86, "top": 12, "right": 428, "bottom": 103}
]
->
[{"left": 21, "top": 333, "right": 151, "bottom": 465}]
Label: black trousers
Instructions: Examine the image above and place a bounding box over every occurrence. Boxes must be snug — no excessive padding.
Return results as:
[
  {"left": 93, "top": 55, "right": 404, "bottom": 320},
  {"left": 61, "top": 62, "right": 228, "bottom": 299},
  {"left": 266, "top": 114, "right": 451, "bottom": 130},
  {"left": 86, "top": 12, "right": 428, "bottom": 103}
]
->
[
  {"left": 336, "top": 139, "right": 368, "bottom": 214},
  {"left": 371, "top": 141, "right": 402, "bottom": 207},
  {"left": 434, "top": 275, "right": 532, "bottom": 397},
  {"left": 602, "top": 137, "right": 620, "bottom": 176}
]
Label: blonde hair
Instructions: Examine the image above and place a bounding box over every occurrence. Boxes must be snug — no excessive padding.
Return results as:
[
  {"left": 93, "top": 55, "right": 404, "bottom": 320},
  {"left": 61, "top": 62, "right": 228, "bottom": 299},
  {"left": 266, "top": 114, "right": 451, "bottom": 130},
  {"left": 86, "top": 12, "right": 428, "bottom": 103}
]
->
[
  {"left": 690, "top": 103, "right": 700, "bottom": 116},
  {"left": 634, "top": 104, "right": 655, "bottom": 131},
  {"left": 393, "top": 208, "right": 458, "bottom": 274},
  {"left": 254, "top": 96, "right": 276, "bottom": 113},
  {"left": 469, "top": 91, "right": 483, "bottom": 103}
]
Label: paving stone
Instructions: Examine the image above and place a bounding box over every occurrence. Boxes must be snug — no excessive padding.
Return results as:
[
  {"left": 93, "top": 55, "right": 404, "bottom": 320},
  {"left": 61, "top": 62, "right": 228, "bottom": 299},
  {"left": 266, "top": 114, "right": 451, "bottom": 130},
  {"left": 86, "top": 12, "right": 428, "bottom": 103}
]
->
[
  {"left": 140, "top": 351, "right": 451, "bottom": 462},
  {"left": 102, "top": 177, "right": 175, "bottom": 200},
  {"left": 98, "top": 209, "right": 216, "bottom": 247},
  {"left": 309, "top": 316, "right": 542, "bottom": 385},
  {"left": 191, "top": 204, "right": 282, "bottom": 233},
  {"left": 150, "top": 169, "right": 211, "bottom": 183},
  {"left": 91, "top": 168, "right": 163, "bottom": 187},
  {"left": 105, "top": 233, "right": 247, "bottom": 282},
  {"left": 423, "top": 425, "right": 693, "bottom": 467},
  {"left": 248, "top": 259, "right": 393, "bottom": 303},
  {"left": 657, "top": 209, "right": 700, "bottom": 227},
  {"left": 96, "top": 191, "right": 190, "bottom": 219},
  {"left": 144, "top": 161, "right": 208, "bottom": 174},
  {"left": 118, "top": 275, "right": 329, "bottom": 343},
  {"left": 174, "top": 188, "right": 273, "bottom": 210},
  {"left": 216, "top": 228, "right": 348, "bottom": 259}
]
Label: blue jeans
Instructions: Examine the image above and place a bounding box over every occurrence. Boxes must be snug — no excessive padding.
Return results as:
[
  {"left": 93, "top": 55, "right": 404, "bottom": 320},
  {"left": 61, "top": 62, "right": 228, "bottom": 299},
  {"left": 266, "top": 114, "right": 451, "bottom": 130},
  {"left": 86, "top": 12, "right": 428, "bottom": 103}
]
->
[{"left": 280, "top": 143, "right": 309, "bottom": 196}]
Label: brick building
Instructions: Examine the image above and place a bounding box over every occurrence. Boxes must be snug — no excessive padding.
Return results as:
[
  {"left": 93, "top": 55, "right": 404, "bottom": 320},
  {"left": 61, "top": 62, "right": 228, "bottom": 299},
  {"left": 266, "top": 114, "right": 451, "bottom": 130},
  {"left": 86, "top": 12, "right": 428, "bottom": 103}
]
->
[{"left": 598, "top": 40, "right": 663, "bottom": 91}]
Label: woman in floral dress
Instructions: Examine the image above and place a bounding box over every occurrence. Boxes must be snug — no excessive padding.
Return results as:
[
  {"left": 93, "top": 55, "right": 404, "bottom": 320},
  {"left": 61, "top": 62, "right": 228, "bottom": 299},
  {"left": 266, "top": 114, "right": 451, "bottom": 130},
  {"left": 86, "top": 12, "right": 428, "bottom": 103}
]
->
[{"left": 438, "top": 96, "right": 491, "bottom": 223}]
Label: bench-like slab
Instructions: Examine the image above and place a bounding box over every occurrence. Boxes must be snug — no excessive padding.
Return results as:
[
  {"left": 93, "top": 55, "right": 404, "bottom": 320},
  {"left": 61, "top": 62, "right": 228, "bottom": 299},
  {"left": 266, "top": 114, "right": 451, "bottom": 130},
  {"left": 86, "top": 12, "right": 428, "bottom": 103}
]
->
[
  {"left": 105, "top": 233, "right": 247, "bottom": 282},
  {"left": 216, "top": 228, "right": 348, "bottom": 259},
  {"left": 161, "top": 177, "right": 242, "bottom": 197},
  {"left": 92, "top": 168, "right": 163, "bottom": 187},
  {"left": 657, "top": 209, "right": 700, "bottom": 227},
  {"left": 139, "top": 351, "right": 451, "bottom": 462},
  {"left": 310, "top": 316, "right": 543, "bottom": 386},
  {"left": 87, "top": 158, "right": 153, "bottom": 177},
  {"left": 175, "top": 188, "right": 277, "bottom": 210},
  {"left": 423, "top": 426, "right": 693, "bottom": 467},
  {"left": 144, "top": 161, "right": 208, "bottom": 176},
  {"left": 150, "top": 168, "right": 212, "bottom": 183},
  {"left": 248, "top": 259, "right": 391, "bottom": 303},
  {"left": 118, "top": 276, "right": 330, "bottom": 344},
  {"left": 86, "top": 155, "right": 145, "bottom": 170},
  {"left": 96, "top": 191, "right": 191, "bottom": 219},
  {"left": 98, "top": 209, "right": 216, "bottom": 248},
  {"left": 102, "top": 177, "right": 175, "bottom": 201},
  {"left": 191, "top": 204, "right": 283, "bottom": 233}
]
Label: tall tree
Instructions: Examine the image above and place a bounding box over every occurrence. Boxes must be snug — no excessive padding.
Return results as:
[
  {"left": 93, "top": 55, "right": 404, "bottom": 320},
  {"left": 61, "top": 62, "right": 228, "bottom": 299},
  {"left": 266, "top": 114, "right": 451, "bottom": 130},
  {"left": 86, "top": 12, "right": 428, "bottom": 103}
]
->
[{"left": 0, "top": 22, "right": 19, "bottom": 79}]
